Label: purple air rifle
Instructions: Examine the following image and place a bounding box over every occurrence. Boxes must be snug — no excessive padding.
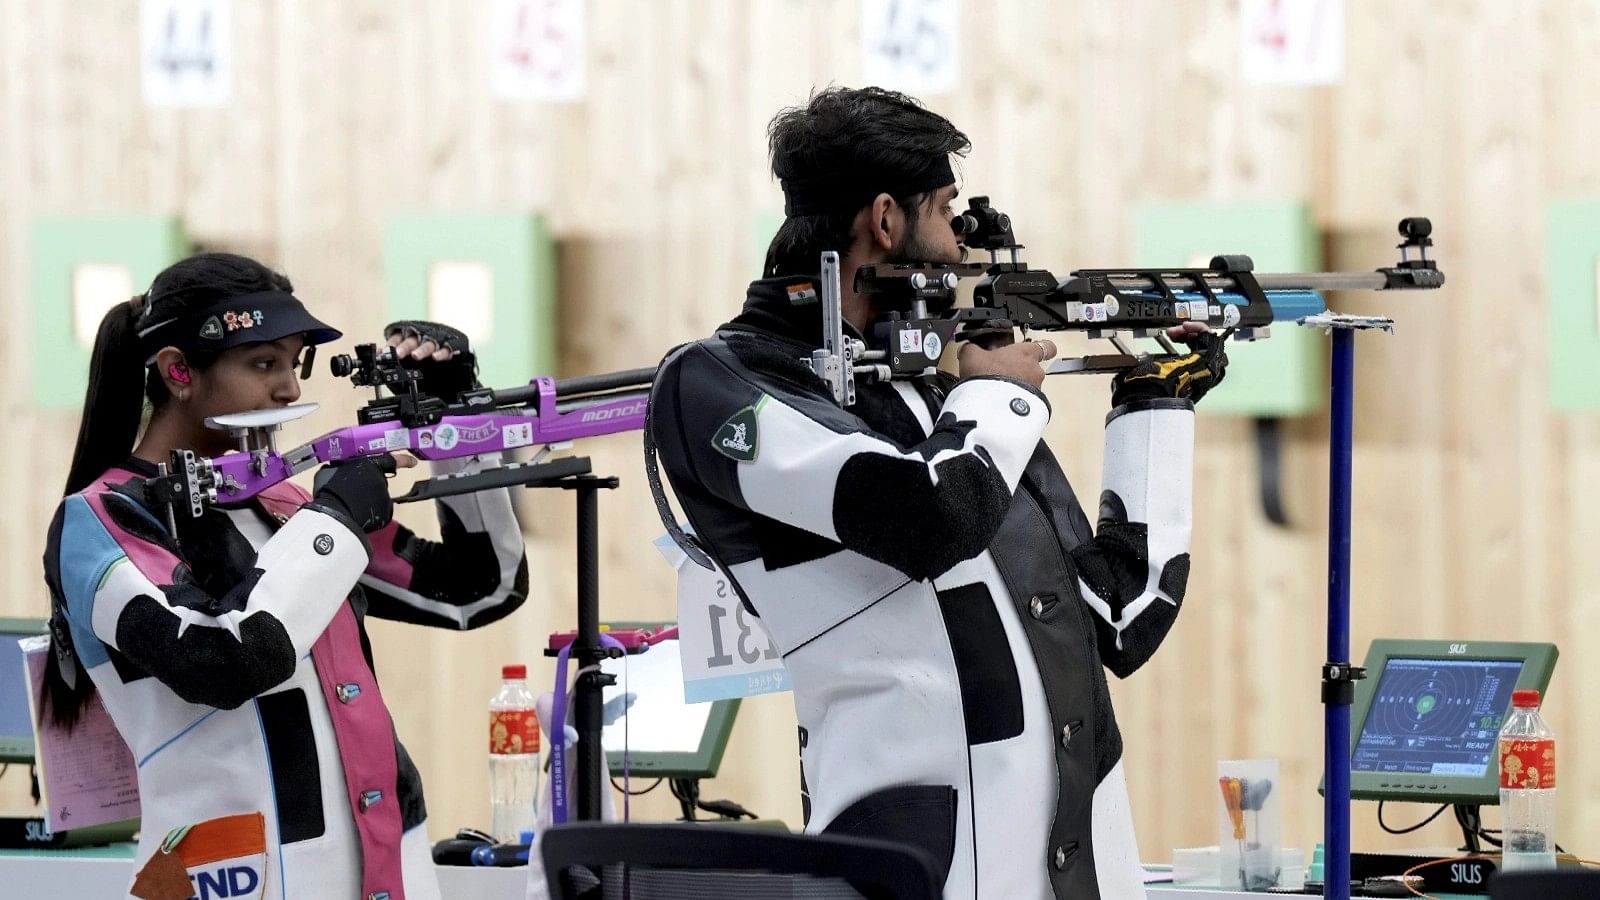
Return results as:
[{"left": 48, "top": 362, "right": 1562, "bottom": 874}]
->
[{"left": 146, "top": 342, "right": 654, "bottom": 521}]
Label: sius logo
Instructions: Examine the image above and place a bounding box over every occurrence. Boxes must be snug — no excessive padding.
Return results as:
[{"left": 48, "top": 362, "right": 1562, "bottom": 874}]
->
[
  {"left": 190, "top": 864, "right": 262, "bottom": 899},
  {"left": 23, "top": 820, "right": 52, "bottom": 843},
  {"left": 1449, "top": 643, "right": 1469, "bottom": 654},
  {"left": 580, "top": 400, "right": 647, "bottom": 423},
  {"left": 1450, "top": 861, "right": 1484, "bottom": 885}
]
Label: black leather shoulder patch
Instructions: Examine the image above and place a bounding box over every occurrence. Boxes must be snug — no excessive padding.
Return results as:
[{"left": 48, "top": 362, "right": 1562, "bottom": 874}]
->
[{"left": 99, "top": 491, "right": 181, "bottom": 567}]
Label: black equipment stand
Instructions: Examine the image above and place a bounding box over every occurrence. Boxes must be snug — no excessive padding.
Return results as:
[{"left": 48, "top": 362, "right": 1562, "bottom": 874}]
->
[
  {"left": 402, "top": 455, "right": 622, "bottom": 822},
  {"left": 552, "top": 469, "right": 621, "bottom": 822}
]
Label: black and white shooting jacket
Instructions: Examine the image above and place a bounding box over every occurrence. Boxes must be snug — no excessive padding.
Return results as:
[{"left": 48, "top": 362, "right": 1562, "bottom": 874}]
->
[{"left": 649, "top": 276, "right": 1196, "bottom": 900}]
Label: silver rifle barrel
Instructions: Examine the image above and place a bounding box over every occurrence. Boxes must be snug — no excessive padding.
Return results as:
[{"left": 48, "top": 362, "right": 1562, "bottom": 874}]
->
[
  {"left": 1255, "top": 272, "right": 1396, "bottom": 292},
  {"left": 1086, "top": 271, "right": 1396, "bottom": 294}
]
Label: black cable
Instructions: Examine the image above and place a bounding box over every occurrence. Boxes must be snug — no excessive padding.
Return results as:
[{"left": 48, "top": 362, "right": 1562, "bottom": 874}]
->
[
  {"left": 1378, "top": 801, "right": 1451, "bottom": 835},
  {"left": 610, "top": 777, "right": 663, "bottom": 796},
  {"left": 1454, "top": 804, "right": 1484, "bottom": 854},
  {"left": 695, "top": 798, "right": 758, "bottom": 820},
  {"left": 669, "top": 778, "right": 699, "bottom": 821}
]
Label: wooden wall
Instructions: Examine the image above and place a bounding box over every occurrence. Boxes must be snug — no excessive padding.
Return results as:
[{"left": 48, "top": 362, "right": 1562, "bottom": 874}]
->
[{"left": 4, "top": 0, "right": 1600, "bottom": 866}]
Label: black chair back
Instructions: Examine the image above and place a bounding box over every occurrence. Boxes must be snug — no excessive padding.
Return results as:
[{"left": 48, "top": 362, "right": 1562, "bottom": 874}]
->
[{"left": 540, "top": 822, "right": 944, "bottom": 900}]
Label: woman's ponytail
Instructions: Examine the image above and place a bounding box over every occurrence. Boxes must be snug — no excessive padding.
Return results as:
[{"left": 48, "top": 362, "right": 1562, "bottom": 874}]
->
[
  {"left": 47, "top": 300, "right": 151, "bottom": 726},
  {"left": 63, "top": 300, "right": 149, "bottom": 497}
]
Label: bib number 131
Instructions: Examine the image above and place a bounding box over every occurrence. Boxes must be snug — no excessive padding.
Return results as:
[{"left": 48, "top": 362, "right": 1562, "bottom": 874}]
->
[
  {"left": 705, "top": 598, "right": 780, "bottom": 668},
  {"left": 657, "top": 533, "right": 790, "bottom": 703}
]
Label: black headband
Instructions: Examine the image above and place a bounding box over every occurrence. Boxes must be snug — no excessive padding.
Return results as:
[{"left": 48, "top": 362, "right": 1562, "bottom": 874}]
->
[
  {"left": 137, "top": 290, "right": 342, "bottom": 364},
  {"left": 780, "top": 156, "right": 956, "bottom": 217}
]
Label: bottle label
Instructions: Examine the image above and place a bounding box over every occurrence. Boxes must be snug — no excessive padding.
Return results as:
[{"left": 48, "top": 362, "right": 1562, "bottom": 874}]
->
[
  {"left": 490, "top": 709, "right": 541, "bottom": 755},
  {"left": 1499, "top": 737, "right": 1555, "bottom": 789}
]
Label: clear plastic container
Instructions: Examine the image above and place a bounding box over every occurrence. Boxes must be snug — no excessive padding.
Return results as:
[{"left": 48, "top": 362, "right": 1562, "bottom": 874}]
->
[
  {"left": 489, "top": 664, "right": 541, "bottom": 842},
  {"left": 1217, "top": 759, "right": 1281, "bottom": 890},
  {"left": 1498, "top": 688, "right": 1556, "bottom": 872}
]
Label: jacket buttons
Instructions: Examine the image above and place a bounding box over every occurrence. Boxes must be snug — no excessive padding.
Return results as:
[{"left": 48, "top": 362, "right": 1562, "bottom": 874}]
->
[
  {"left": 1060, "top": 719, "right": 1082, "bottom": 750},
  {"left": 336, "top": 682, "right": 362, "bottom": 703},
  {"left": 360, "top": 789, "right": 383, "bottom": 811},
  {"left": 369, "top": 893, "right": 391, "bottom": 900},
  {"left": 1053, "top": 842, "right": 1077, "bottom": 870},
  {"left": 1030, "top": 595, "right": 1045, "bottom": 619}
]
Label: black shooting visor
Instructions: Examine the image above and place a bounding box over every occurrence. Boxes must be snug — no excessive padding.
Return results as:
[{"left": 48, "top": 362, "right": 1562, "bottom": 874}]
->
[{"left": 138, "top": 291, "right": 343, "bottom": 377}]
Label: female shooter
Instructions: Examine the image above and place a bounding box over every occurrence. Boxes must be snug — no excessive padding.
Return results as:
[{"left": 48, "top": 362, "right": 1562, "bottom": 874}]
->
[{"left": 41, "top": 253, "right": 528, "bottom": 900}]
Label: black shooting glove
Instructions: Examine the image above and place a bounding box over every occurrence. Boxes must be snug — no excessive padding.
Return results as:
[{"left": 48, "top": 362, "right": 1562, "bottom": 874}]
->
[
  {"left": 309, "top": 456, "right": 396, "bottom": 533},
  {"left": 1110, "top": 332, "right": 1229, "bottom": 407},
  {"left": 383, "top": 320, "right": 482, "bottom": 402}
]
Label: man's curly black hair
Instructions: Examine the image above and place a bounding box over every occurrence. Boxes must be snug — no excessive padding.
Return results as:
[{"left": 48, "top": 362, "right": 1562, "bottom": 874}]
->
[{"left": 763, "top": 86, "right": 971, "bottom": 277}]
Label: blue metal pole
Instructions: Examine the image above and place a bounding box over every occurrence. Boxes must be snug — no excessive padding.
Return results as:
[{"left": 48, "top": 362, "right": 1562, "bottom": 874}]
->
[{"left": 1325, "top": 328, "right": 1355, "bottom": 900}]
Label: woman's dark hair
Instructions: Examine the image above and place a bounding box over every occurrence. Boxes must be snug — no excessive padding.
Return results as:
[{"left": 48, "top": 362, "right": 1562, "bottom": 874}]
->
[
  {"left": 46, "top": 253, "right": 291, "bottom": 727},
  {"left": 763, "top": 86, "right": 971, "bottom": 277},
  {"left": 63, "top": 253, "right": 293, "bottom": 496}
]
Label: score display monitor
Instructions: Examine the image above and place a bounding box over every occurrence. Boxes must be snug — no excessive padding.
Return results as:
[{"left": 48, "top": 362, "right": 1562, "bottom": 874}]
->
[
  {"left": 1345, "top": 640, "right": 1558, "bottom": 805},
  {"left": 598, "top": 635, "right": 739, "bottom": 780}
]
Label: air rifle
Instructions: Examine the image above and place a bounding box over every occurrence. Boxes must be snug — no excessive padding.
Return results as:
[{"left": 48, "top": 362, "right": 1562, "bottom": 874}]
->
[
  {"left": 144, "top": 342, "right": 655, "bottom": 528},
  {"left": 807, "top": 196, "right": 1444, "bottom": 406}
]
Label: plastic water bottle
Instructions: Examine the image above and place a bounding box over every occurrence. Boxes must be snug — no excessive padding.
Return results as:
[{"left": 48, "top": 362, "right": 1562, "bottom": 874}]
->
[
  {"left": 1498, "top": 688, "right": 1556, "bottom": 872},
  {"left": 489, "top": 664, "right": 540, "bottom": 842}
]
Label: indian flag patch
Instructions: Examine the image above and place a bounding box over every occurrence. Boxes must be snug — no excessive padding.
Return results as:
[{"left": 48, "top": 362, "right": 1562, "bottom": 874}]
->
[{"left": 786, "top": 282, "right": 818, "bottom": 305}]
